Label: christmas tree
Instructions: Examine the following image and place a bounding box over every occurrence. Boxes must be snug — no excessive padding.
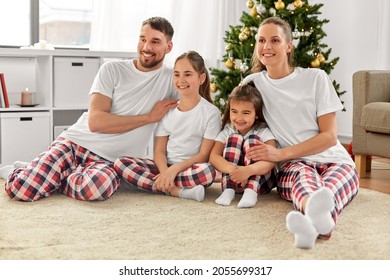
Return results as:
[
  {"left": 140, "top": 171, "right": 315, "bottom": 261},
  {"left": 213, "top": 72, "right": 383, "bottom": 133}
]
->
[{"left": 210, "top": 0, "right": 345, "bottom": 113}]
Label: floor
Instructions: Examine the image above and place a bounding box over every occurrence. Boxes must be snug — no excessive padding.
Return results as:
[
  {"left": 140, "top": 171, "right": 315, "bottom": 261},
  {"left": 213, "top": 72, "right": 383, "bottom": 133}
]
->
[{"left": 359, "top": 156, "right": 390, "bottom": 194}]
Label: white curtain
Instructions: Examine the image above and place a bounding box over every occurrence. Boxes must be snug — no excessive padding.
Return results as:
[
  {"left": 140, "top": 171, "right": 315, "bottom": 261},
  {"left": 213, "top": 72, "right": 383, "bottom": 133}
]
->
[{"left": 90, "top": 0, "right": 247, "bottom": 67}]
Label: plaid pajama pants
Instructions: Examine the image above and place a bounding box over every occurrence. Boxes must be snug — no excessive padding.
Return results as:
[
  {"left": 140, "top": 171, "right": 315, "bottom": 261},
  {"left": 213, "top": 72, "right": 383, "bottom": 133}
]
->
[
  {"left": 5, "top": 137, "right": 120, "bottom": 201},
  {"left": 114, "top": 157, "right": 216, "bottom": 193},
  {"left": 277, "top": 160, "right": 359, "bottom": 223},
  {"left": 221, "top": 133, "right": 276, "bottom": 194}
]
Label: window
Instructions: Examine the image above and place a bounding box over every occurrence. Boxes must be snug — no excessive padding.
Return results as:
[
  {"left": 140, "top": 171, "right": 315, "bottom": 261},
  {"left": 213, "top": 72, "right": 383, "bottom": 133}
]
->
[
  {"left": 39, "top": 0, "right": 93, "bottom": 48},
  {"left": 0, "top": 0, "right": 92, "bottom": 49},
  {"left": 0, "top": 0, "right": 31, "bottom": 47}
]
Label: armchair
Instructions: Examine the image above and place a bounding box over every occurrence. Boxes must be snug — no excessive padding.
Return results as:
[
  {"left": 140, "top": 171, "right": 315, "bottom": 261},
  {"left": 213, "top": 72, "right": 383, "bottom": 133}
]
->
[{"left": 352, "top": 70, "right": 390, "bottom": 178}]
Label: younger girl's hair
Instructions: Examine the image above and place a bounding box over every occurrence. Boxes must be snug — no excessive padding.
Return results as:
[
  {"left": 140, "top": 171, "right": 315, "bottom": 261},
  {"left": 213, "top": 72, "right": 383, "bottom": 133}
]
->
[
  {"left": 251, "top": 16, "right": 295, "bottom": 73},
  {"left": 221, "top": 81, "right": 266, "bottom": 129},
  {"left": 174, "top": 51, "right": 212, "bottom": 104}
]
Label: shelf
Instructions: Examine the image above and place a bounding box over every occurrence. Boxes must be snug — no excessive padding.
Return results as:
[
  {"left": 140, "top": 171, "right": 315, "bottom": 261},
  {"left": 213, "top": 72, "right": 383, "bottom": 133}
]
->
[
  {"left": 0, "top": 105, "right": 51, "bottom": 112},
  {"left": 0, "top": 48, "right": 136, "bottom": 164}
]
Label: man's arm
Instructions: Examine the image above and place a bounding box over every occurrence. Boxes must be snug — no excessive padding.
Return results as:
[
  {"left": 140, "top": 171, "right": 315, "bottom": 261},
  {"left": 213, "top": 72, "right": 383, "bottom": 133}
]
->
[{"left": 88, "top": 93, "right": 178, "bottom": 134}]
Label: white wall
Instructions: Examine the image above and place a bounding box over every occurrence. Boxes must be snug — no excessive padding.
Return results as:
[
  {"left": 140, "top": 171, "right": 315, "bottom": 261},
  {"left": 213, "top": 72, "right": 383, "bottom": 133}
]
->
[{"left": 310, "top": 0, "right": 389, "bottom": 142}]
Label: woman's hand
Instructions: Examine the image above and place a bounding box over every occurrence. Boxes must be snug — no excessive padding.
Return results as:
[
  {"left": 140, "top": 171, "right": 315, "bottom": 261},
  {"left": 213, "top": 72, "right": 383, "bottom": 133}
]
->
[{"left": 246, "top": 142, "right": 283, "bottom": 162}]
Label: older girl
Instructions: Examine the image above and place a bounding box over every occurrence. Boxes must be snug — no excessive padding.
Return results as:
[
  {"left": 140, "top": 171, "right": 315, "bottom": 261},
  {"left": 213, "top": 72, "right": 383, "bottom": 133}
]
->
[{"left": 114, "top": 51, "right": 221, "bottom": 202}]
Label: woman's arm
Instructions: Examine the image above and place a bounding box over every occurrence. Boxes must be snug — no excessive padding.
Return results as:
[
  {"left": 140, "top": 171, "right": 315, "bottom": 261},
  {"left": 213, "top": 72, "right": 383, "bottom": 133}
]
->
[
  {"left": 246, "top": 112, "right": 339, "bottom": 162},
  {"left": 88, "top": 93, "right": 178, "bottom": 134}
]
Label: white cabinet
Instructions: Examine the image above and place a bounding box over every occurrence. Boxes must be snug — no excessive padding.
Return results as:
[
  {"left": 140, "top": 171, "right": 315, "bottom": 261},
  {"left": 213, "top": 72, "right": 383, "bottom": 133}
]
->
[
  {"left": 53, "top": 57, "right": 100, "bottom": 107},
  {"left": 0, "top": 112, "right": 50, "bottom": 164},
  {"left": 0, "top": 49, "right": 135, "bottom": 165}
]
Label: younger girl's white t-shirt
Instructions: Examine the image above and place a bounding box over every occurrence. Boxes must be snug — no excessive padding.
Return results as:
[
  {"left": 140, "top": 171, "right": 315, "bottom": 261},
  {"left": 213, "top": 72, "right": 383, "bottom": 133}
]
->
[{"left": 215, "top": 123, "right": 275, "bottom": 144}]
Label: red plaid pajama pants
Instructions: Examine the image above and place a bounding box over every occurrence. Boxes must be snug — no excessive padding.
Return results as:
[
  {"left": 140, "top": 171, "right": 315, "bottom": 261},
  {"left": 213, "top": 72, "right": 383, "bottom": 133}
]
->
[
  {"left": 277, "top": 160, "right": 359, "bottom": 223},
  {"left": 5, "top": 137, "right": 120, "bottom": 201},
  {"left": 221, "top": 133, "right": 276, "bottom": 194},
  {"left": 114, "top": 157, "right": 216, "bottom": 192}
]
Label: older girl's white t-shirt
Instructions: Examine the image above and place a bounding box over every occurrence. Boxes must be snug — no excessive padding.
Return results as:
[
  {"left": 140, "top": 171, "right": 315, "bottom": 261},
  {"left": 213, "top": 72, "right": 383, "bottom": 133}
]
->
[{"left": 155, "top": 98, "right": 221, "bottom": 164}]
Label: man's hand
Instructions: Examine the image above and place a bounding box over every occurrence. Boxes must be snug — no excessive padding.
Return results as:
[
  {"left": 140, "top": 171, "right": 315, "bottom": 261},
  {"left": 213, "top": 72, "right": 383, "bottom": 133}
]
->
[{"left": 148, "top": 99, "right": 178, "bottom": 123}]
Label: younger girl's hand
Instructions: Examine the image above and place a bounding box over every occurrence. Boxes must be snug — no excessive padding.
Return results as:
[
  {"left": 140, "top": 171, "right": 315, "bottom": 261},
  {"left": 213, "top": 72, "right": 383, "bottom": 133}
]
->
[
  {"left": 229, "top": 166, "right": 249, "bottom": 186},
  {"left": 153, "top": 169, "right": 176, "bottom": 193},
  {"left": 246, "top": 142, "right": 281, "bottom": 162}
]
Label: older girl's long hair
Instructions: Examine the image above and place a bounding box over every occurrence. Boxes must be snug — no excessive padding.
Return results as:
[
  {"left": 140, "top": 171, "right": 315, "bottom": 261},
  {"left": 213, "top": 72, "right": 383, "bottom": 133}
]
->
[{"left": 175, "top": 51, "right": 212, "bottom": 103}]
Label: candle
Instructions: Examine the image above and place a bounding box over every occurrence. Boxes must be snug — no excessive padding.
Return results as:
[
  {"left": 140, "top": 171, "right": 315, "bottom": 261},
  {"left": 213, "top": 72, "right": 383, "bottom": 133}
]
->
[{"left": 21, "top": 88, "right": 33, "bottom": 105}]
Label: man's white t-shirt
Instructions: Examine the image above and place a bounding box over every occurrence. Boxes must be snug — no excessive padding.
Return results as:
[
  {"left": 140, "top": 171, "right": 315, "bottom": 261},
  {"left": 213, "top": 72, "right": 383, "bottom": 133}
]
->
[
  {"left": 61, "top": 59, "right": 178, "bottom": 162},
  {"left": 243, "top": 67, "right": 354, "bottom": 166},
  {"left": 155, "top": 98, "right": 221, "bottom": 165}
]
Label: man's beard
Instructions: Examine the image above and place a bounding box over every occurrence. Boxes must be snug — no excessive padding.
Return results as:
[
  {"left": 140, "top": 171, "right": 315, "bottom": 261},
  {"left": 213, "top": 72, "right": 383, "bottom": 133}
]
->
[{"left": 139, "top": 55, "right": 164, "bottom": 70}]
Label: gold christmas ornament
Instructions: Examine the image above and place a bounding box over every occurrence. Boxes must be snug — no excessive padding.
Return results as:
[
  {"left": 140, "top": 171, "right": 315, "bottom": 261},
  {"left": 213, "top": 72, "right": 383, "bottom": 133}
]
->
[
  {"left": 225, "top": 58, "right": 235, "bottom": 69},
  {"left": 210, "top": 83, "right": 217, "bottom": 93},
  {"left": 250, "top": 6, "right": 257, "bottom": 17},
  {"left": 293, "top": 0, "right": 303, "bottom": 9},
  {"left": 317, "top": 54, "right": 326, "bottom": 63},
  {"left": 225, "top": 43, "right": 233, "bottom": 51},
  {"left": 310, "top": 58, "right": 321, "bottom": 68},
  {"left": 243, "top": 27, "right": 252, "bottom": 37},
  {"left": 246, "top": 0, "right": 254, "bottom": 9},
  {"left": 275, "top": 0, "right": 285, "bottom": 10},
  {"left": 238, "top": 32, "right": 248, "bottom": 42}
]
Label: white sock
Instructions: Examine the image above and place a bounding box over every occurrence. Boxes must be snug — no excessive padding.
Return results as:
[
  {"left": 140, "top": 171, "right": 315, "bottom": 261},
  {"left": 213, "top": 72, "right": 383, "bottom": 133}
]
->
[
  {"left": 237, "top": 188, "right": 258, "bottom": 208},
  {"left": 215, "top": 188, "right": 235, "bottom": 206},
  {"left": 286, "top": 211, "right": 319, "bottom": 249},
  {"left": 305, "top": 188, "right": 335, "bottom": 235},
  {"left": 179, "top": 185, "right": 205, "bottom": 202},
  {"left": 13, "top": 161, "right": 29, "bottom": 169},
  {"left": 0, "top": 165, "right": 15, "bottom": 180}
]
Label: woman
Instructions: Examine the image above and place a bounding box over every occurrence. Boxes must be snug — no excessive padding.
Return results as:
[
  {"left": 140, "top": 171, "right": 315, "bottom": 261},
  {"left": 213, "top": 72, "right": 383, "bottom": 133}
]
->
[{"left": 244, "top": 17, "right": 359, "bottom": 249}]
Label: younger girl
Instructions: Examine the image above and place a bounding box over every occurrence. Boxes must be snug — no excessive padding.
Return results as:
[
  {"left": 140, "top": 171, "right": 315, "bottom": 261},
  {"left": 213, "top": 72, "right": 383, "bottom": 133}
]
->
[
  {"left": 114, "top": 51, "right": 221, "bottom": 202},
  {"left": 209, "top": 82, "right": 276, "bottom": 208}
]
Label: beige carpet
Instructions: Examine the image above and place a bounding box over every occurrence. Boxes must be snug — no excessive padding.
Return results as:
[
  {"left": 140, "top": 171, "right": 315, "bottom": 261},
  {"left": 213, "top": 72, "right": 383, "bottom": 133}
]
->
[{"left": 0, "top": 180, "right": 389, "bottom": 260}]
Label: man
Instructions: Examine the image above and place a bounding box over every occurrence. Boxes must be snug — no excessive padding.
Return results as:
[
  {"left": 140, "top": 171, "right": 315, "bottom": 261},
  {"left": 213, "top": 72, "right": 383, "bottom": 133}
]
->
[{"left": 2, "top": 17, "right": 179, "bottom": 201}]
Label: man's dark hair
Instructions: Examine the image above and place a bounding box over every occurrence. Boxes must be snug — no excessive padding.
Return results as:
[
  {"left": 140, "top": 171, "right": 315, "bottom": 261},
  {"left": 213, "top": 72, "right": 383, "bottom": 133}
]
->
[{"left": 142, "top": 17, "right": 174, "bottom": 41}]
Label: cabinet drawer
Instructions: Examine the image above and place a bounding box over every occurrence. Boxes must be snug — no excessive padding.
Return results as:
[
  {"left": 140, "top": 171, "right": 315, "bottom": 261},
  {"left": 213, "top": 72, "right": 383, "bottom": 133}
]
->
[
  {"left": 0, "top": 112, "right": 50, "bottom": 164},
  {"left": 53, "top": 57, "right": 100, "bottom": 108}
]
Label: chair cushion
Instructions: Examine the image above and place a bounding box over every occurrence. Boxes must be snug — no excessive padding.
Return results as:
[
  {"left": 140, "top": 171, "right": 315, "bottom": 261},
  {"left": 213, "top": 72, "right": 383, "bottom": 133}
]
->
[{"left": 361, "top": 102, "right": 390, "bottom": 134}]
